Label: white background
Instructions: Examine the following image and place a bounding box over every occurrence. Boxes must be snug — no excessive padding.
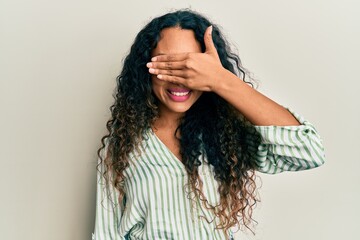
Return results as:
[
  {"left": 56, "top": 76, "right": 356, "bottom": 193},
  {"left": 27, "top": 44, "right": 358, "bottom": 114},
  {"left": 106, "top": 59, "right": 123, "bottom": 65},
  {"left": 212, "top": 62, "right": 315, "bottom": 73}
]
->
[{"left": 1, "top": 0, "right": 359, "bottom": 239}]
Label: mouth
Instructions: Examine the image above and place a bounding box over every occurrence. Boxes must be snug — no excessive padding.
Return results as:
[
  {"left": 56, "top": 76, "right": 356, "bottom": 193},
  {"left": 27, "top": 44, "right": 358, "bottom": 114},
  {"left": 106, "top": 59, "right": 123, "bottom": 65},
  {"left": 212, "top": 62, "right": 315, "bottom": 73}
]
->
[
  {"left": 166, "top": 88, "right": 191, "bottom": 102},
  {"left": 168, "top": 90, "right": 191, "bottom": 96}
]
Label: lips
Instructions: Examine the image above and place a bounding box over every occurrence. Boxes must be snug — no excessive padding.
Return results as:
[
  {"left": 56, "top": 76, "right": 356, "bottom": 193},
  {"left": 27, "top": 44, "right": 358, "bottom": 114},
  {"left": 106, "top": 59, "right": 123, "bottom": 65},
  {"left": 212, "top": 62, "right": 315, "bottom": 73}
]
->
[
  {"left": 169, "top": 91, "right": 190, "bottom": 96},
  {"left": 167, "top": 88, "right": 191, "bottom": 102}
]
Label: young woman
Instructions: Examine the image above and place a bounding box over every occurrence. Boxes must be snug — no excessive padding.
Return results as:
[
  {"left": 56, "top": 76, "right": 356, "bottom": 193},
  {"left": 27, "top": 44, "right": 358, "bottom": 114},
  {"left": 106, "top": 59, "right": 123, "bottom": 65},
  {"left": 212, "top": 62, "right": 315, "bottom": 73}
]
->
[{"left": 93, "top": 9, "right": 325, "bottom": 240}]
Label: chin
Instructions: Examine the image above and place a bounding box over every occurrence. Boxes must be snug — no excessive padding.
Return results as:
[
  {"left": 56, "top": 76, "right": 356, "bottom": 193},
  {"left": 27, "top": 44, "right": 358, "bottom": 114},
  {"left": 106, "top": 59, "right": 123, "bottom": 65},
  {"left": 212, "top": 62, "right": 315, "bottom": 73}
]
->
[{"left": 169, "top": 105, "right": 193, "bottom": 113}]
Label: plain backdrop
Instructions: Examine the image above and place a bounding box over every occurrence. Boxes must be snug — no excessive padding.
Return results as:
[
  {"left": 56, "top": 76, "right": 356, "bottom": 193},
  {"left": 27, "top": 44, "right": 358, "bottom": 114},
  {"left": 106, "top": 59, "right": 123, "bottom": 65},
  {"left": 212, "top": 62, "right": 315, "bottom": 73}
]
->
[{"left": 1, "top": 0, "right": 359, "bottom": 239}]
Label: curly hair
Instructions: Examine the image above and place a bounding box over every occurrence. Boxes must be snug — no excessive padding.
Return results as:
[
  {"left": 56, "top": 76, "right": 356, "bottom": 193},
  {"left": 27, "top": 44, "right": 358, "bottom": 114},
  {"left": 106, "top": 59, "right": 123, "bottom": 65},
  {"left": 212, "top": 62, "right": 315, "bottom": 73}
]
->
[{"left": 97, "top": 9, "right": 262, "bottom": 235}]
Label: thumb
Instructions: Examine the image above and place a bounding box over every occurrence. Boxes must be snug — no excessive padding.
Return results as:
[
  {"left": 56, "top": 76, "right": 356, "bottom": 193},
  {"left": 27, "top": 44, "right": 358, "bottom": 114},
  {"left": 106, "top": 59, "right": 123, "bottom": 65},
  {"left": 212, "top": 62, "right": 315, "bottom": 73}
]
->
[{"left": 204, "top": 25, "right": 217, "bottom": 55}]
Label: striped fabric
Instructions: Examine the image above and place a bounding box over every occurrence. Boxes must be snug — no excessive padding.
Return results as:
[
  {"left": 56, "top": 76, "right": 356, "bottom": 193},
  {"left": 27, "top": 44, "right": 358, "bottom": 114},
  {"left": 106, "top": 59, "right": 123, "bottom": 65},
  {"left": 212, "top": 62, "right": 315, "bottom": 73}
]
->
[{"left": 93, "top": 109, "right": 325, "bottom": 239}]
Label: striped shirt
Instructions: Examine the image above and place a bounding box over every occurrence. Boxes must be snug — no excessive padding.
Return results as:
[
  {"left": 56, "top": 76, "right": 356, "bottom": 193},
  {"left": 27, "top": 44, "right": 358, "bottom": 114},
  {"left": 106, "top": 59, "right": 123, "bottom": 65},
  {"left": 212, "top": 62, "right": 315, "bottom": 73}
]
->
[{"left": 93, "top": 109, "right": 325, "bottom": 239}]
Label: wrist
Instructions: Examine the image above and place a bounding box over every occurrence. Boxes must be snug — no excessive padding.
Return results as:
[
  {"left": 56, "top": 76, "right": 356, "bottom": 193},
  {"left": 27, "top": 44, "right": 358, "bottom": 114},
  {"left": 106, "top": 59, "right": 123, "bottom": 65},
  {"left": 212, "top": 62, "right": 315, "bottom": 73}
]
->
[
  {"left": 211, "top": 67, "right": 228, "bottom": 92},
  {"left": 211, "top": 68, "right": 241, "bottom": 94}
]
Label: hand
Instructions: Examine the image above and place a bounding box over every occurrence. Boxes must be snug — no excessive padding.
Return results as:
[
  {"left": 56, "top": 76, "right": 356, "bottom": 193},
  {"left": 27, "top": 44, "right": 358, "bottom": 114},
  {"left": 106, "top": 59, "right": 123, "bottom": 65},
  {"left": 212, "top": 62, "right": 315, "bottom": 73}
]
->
[{"left": 146, "top": 26, "right": 226, "bottom": 92}]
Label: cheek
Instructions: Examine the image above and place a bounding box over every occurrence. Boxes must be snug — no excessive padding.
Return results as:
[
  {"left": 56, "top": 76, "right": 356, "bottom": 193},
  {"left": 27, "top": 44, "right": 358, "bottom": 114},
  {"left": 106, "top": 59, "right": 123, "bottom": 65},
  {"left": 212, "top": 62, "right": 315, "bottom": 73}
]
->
[{"left": 151, "top": 76, "right": 166, "bottom": 95}]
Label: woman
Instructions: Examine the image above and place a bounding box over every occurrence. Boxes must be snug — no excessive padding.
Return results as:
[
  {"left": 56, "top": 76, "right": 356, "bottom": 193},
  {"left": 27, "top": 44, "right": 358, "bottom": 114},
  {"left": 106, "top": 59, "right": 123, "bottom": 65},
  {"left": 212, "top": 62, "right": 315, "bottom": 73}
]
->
[{"left": 93, "top": 9, "right": 325, "bottom": 240}]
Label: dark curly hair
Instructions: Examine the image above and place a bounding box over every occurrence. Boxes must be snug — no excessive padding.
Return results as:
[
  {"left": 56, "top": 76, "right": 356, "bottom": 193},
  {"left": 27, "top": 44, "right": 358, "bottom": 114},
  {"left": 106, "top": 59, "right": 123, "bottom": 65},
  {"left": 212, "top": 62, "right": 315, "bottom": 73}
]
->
[{"left": 98, "top": 9, "right": 262, "bottom": 236}]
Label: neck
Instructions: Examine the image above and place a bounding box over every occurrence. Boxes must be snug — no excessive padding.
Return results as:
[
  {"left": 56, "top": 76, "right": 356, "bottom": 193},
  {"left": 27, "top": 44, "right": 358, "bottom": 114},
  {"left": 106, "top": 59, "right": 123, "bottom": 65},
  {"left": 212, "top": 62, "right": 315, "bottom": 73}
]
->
[{"left": 153, "top": 107, "right": 184, "bottom": 132}]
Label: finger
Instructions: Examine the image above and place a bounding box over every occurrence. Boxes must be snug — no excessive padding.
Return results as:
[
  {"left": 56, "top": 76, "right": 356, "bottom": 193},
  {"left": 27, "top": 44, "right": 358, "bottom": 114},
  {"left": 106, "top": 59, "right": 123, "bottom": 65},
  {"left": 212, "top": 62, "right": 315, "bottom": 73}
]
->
[
  {"left": 204, "top": 26, "right": 217, "bottom": 55},
  {"left": 146, "top": 61, "right": 184, "bottom": 70},
  {"left": 151, "top": 52, "right": 189, "bottom": 62},
  {"left": 148, "top": 68, "right": 188, "bottom": 78},
  {"left": 156, "top": 74, "right": 186, "bottom": 85}
]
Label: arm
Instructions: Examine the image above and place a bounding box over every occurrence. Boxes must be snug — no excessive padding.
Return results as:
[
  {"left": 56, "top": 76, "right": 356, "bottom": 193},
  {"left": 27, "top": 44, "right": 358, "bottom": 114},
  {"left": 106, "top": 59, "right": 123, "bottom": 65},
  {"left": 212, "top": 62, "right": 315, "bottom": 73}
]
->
[
  {"left": 247, "top": 108, "right": 325, "bottom": 174},
  {"left": 212, "top": 69, "right": 300, "bottom": 126},
  {"left": 93, "top": 155, "right": 125, "bottom": 240}
]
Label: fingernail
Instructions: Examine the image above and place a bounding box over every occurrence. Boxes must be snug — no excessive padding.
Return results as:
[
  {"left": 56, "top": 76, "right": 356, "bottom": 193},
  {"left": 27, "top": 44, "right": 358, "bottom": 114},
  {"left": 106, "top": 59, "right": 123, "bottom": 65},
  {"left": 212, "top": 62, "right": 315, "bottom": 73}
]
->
[
  {"left": 149, "top": 68, "right": 155, "bottom": 74},
  {"left": 151, "top": 57, "right": 157, "bottom": 61},
  {"left": 209, "top": 25, "right": 213, "bottom": 35},
  {"left": 146, "top": 62, "right": 152, "bottom": 68},
  {"left": 157, "top": 75, "right": 162, "bottom": 79}
]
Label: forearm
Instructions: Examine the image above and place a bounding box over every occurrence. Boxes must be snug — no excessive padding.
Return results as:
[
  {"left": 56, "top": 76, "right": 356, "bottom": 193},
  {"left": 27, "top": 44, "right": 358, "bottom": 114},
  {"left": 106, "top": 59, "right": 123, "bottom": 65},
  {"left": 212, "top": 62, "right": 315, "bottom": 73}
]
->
[{"left": 213, "top": 69, "right": 300, "bottom": 126}]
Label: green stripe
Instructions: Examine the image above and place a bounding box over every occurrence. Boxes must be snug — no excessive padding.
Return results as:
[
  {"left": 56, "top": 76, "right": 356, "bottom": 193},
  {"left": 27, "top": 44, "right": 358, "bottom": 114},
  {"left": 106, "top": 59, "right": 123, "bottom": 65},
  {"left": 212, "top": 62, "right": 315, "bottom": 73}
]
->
[
  {"left": 148, "top": 135, "right": 169, "bottom": 238},
  {"left": 138, "top": 156, "right": 157, "bottom": 238},
  {"left": 150, "top": 134, "right": 177, "bottom": 238}
]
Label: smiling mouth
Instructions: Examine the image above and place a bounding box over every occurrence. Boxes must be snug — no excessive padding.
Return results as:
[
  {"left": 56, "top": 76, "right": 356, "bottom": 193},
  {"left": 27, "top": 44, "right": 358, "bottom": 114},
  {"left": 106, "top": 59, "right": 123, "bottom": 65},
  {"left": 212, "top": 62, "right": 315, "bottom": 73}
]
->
[
  {"left": 168, "top": 90, "right": 191, "bottom": 96},
  {"left": 166, "top": 89, "right": 192, "bottom": 102}
]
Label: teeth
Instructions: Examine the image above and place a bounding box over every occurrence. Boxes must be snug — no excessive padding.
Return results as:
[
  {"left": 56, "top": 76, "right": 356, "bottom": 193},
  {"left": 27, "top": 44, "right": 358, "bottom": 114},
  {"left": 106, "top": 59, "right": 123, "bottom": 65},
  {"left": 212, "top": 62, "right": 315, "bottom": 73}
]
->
[{"left": 170, "top": 91, "right": 190, "bottom": 96}]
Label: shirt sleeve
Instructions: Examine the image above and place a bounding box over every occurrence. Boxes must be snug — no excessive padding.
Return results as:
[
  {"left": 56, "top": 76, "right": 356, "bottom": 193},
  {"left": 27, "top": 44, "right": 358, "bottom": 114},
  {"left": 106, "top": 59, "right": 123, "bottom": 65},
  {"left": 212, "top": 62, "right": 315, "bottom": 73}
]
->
[
  {"left": 93, "top": 154, "right": 126, "bottom": 240},
  {"left": 251, "top": 108, "right": 325, "bottom": 174}
]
